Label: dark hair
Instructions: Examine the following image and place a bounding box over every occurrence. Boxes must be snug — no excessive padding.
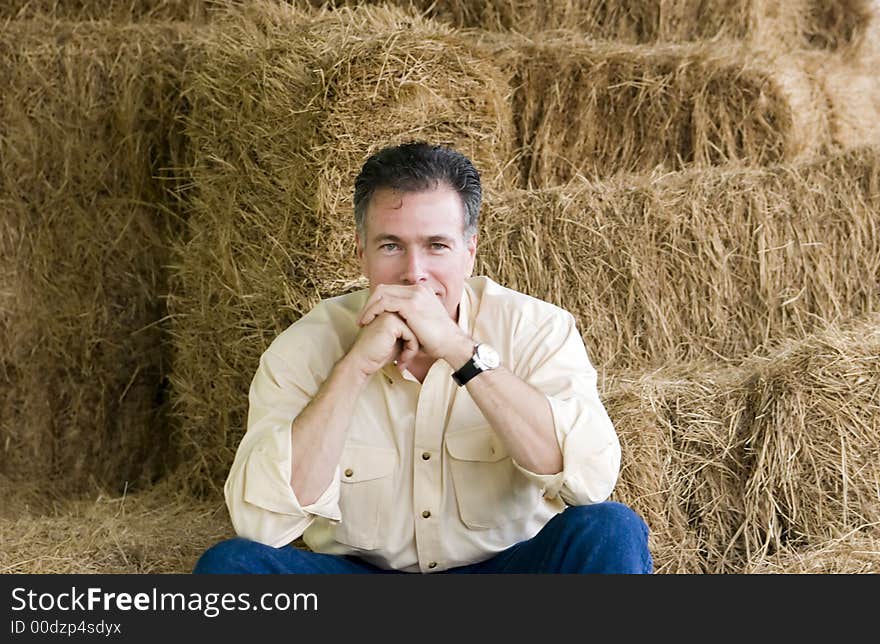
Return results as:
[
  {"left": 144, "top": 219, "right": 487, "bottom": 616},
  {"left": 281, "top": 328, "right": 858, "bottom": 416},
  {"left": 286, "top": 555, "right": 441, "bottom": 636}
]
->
[{"left": 353, "top": 142, "right": 482, "bottom": 241}]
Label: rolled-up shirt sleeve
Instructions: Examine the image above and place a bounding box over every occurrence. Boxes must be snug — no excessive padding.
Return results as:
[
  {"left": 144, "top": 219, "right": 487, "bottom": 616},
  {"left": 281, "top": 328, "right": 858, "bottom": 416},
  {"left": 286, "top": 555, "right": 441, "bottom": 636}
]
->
[
  {"left": 224, "top": 347, "right": 342, "bottom": 547},
  {"left": 510, "top": 310, "right": 620, "bottom": 506}
]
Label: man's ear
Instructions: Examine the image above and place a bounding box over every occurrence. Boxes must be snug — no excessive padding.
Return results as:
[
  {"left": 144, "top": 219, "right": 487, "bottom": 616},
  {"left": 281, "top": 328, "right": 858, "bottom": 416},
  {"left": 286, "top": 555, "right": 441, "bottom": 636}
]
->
[{"left": 465, "top": 233, "right": 478, "bottom": 277}]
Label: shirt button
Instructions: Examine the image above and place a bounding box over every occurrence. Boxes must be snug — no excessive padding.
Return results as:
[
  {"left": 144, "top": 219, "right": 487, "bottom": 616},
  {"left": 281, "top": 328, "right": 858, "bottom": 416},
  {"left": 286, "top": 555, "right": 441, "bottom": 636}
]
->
[
  {"left": 421, "top": 452, "right": 431, "bottom": 461},
  {"left": 422, "top": 510, "right": 431, "bottom": 518},
  {"left": 428, "top": 562, "right": 438, "bottom": 569},
  {"left": 344, "top": 468, "right": 353, "bottom": 477}
]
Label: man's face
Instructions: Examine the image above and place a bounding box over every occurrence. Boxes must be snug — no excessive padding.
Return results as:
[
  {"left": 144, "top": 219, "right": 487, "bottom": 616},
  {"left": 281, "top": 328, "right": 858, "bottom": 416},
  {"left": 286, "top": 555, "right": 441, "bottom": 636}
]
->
[{"left": 357, "top": 185, "right": 477, "bottom": 320}]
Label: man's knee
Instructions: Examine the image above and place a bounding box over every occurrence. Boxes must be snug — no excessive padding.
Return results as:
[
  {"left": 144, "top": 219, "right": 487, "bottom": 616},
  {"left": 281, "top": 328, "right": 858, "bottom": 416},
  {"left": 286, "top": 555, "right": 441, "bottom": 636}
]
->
[
  {"left": 563, "top": 501, "right": 648, "bottom": 538},
  {"left": 550, "top": 502, "right": 652, "bottom": 573},
  {"left": 557, "top": 502, "right": 650, "bottom": 553},
  {"left": 193, "top": 537, "right": 266, "bottom": 574}
]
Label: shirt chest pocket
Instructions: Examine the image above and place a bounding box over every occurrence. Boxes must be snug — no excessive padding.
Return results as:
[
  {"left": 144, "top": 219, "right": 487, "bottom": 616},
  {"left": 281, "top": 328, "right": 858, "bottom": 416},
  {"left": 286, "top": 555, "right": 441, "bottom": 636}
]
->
[
  {"left": 445, "top": 427, "right": 541, "bottom": 530},
  {"left": 335, "top": 445, "right": 397, "bottom": 551}
]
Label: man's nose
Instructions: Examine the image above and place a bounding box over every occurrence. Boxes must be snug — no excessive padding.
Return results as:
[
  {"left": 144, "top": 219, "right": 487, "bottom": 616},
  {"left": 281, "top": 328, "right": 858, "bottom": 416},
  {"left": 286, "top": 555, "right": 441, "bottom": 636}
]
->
[{"left": 401, "top": 251, "right": 428, "bottom": 284}]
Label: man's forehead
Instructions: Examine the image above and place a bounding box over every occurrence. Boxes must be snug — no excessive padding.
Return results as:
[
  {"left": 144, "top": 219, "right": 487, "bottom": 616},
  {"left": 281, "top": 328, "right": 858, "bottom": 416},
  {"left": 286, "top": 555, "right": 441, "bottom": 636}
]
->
[
  {"left": 363, "top": 187, "right": 467, "bottom": 231},
  {"left": 370, "top": 187, "right": 407, "bottom": 209},
  {"left": 368, "top": 185, "right": 461, "bottom": 208}
]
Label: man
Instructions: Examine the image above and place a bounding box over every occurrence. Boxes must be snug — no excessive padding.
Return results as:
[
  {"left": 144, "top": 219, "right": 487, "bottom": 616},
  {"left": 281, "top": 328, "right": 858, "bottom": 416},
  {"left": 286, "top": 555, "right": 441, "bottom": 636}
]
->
[{"left": 194, "top": 142, "right": 652, "bottom": 574}]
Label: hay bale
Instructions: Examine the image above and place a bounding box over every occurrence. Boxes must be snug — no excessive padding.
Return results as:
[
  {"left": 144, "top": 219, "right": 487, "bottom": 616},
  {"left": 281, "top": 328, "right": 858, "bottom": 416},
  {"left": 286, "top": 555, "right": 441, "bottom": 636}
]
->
[
  {"left": 602, "top": 377, "right": 705, "bottom": 573},
  {"left": 484, "top": 32, "right": 832, "bottom": 185},
  {"left": 602, "top": 366, "right": 751, "bottom": 573},
  {"left": 0, "top": 0, "right": 213, "bottom": 21},
  {"left": 323, "top": 0, "right": 875, "bottom": 55},
  {"left": 169, "top": 0, "right": 514, "bottom": 495},
  {"left": 857, "top": 0, "right": 880, "bottom": 62},
  {"left": 743, "top": 531, "right": 880, "bottom": 573},
  {"left": 602, "top": 314, "right": 880, "bottom": 572},
  {"left": 0, "top": 473, "right": 65, "bottom": 520},
  {"left": 740, "top": 314, "right": 880, "bottom": 559},
  {"left": 0, "top": 477, "right": 232, "bottom": 573},
  {"left": 804, "top": 50, "right": 880, "bottom": 150},
  {"left": 478, "top": 146, "right": 880, "bottom": 371},
  {"left": 801, "top": 0, "right": 876, "bottom": 53},
  {"left": 0, "top": 19, "right": 191, "bottom": 494}
]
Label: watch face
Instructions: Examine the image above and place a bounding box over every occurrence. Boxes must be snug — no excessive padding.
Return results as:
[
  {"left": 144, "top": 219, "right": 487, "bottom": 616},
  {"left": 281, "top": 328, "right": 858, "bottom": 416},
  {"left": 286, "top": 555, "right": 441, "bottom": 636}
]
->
[{"left": 475, "top": 343, "right": 500, "bottom": 369}]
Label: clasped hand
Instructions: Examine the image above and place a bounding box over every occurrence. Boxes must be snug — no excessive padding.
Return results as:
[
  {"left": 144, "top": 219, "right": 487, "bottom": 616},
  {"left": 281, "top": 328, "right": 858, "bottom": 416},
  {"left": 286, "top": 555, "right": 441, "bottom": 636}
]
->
[{"left": 349, "top": 284, "right": 466, "bottom": 375}]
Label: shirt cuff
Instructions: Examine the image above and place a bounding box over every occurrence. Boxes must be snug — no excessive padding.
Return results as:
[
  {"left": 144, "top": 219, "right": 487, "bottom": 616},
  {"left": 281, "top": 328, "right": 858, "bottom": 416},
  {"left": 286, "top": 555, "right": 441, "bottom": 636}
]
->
[
  {"left": 511, "top": 460, "right": 567, "bottom": 497},
  {"left": 300, "top": 471, "right": 342, "bottom": 523},
  {"left": 243, "top": 424, "right": 341, "bottom": 522},
  {"left": 531, "top": 394, "right": 620, "bottom": 503},
  {"left": 508, "top": 393, "right": 571, "bottom": 497}
]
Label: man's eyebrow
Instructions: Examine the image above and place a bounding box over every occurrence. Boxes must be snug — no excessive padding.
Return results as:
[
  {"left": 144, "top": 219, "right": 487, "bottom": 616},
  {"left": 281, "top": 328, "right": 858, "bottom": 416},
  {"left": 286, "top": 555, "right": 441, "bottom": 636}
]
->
[
  {"left": 370, "top": 234, "right": 457, "bottom": 244},
  {"left": 426, "top": 234, "right": 456, "bottom": 244},
  {"left": 370, "top": 233, "right": 402, "bottom": 244}
]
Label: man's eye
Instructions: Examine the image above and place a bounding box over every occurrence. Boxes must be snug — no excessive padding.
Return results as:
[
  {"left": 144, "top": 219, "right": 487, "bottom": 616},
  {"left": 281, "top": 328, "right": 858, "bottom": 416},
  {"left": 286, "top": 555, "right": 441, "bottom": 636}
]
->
[
  {"left": 430, "top": 243, "right": 449, "bottom": 251},
  {"left": 380, "top": 243, "right": 399, "bottom": 251}
]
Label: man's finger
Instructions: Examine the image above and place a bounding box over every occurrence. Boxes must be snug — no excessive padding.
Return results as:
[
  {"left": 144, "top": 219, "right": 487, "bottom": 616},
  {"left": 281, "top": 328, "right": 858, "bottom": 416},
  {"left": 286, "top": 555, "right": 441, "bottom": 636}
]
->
[
  {"left": 359, "top": 296, "right": 408, "bottom": 326},
  {"left": 358, "top": 285, "right": 422, "bottom": 323},
  {"left": 397, "top": 327, "right": 420, "bottom": 371},
  {"left": 358, "top": 296, "right": 389, "bottom": 326},
  {"left": 359, "top": 284, "right": 410, "bottom": 316},
  {"left": 359, "top": 291, "right": 383, "bottom": 319},
  {"left": 357, "top": 294, "right": 380, "bottom": 326}
]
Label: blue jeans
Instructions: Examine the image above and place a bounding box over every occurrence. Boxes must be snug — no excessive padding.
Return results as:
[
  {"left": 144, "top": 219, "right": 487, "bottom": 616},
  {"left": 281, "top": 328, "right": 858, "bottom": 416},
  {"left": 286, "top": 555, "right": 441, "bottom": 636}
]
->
[{"left": 194, "top": 502, "right": 653, "bottom": 574}]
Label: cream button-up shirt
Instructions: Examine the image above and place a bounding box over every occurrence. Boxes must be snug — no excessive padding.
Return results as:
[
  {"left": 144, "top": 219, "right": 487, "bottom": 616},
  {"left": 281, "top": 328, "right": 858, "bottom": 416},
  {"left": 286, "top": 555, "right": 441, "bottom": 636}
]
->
[{"left": 225, "top": 276, "right": 621, "bottom": 572}]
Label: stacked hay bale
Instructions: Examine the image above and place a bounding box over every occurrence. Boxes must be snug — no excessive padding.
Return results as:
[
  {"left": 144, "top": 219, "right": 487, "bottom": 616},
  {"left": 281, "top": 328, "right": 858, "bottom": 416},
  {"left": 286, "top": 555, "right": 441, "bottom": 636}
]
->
[
  {"left": 168, "top": 0, "right": 515, "bottom": 495},
  {"left": 601, "top": 377, "right": 707, "bottom": 573},
  {"left": 491, "top": 36, "right": 832, "bottom": 186},
  {"left": 478, "top": 147, "right": 880, "bottom": 371},
  {"left": 313, "top": 3, "right": 878, "bottom": 186},
  {"left": 815, "top": 57, "right": 880, "bottom": 150},
  {"left": 738, "top": 316, "right": 880, "bottom": 560},
  {"left": 0, "top": 19, "right": 190, "bottom": 495},
  {"left": 602, "top": 365, "right": 755, "bottom": 573},
  {"left": 477, "top": 148, "right": 880, "bottom": 571},
  {"left": 743, "top": 533, "right": 880, "bottom": 573},
  {"left": 601, "top": 314, "right": 880, "bottom": 573},
  {"left": 0, "top": 0, "right": 212, "bottom": 21},
  {"left": 4, "top": 0, "right": 878, "bottom": 574},
  {"left": 461, "top": 0, "right": 880, "bottom": 572},
  {"left": 802, "top": 3, "right": 880, "bottom": 151},
  {"left": 408, "top": 0, "right": 876, "bottom": 53}
]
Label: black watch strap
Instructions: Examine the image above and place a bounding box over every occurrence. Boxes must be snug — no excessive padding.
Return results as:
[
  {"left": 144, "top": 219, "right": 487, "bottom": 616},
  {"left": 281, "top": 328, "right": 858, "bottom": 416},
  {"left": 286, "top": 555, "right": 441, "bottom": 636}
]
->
[{"left": 451, "top": 356, "right": 481, "bottom": 387}]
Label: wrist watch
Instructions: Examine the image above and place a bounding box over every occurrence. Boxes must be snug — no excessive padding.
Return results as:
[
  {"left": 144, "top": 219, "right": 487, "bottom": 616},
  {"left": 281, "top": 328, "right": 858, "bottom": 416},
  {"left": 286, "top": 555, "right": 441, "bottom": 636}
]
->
[{"left": 452, "top": 342, "right": 500, "bottom": 386}]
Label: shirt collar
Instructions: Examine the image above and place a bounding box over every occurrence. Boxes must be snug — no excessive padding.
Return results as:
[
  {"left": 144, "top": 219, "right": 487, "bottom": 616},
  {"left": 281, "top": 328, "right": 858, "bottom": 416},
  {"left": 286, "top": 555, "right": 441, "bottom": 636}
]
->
[{"left": 457, "top": 278, "right": 474, "bottom": 336}]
